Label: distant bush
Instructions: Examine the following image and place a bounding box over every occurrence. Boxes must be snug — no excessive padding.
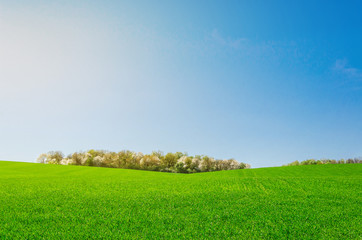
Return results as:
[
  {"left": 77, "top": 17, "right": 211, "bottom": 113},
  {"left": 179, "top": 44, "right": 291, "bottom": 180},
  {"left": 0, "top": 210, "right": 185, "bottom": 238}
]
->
[
  {"left": 37, "top": 150, "right": 250, "bottom": 173},
  {"left": 285, "top": 157, "right": 361, "bottom": 166}
]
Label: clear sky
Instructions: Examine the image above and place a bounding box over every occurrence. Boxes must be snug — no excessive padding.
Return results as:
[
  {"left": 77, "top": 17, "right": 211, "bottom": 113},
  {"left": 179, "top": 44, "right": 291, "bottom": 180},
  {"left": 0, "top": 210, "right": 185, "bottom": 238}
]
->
[{"left": 1, "top": 0, "right": 361, "bottom": 168}]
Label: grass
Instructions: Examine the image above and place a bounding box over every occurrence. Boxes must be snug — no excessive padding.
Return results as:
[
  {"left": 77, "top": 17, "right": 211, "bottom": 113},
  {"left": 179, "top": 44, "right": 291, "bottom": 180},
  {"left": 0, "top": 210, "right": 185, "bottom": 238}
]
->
[{"left": 0, "top": 161, "right": 361, "bottom": 239}]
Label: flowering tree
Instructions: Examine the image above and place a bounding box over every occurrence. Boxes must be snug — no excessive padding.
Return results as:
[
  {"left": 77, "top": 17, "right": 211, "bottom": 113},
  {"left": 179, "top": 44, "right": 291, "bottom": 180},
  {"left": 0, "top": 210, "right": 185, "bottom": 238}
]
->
[{"left": 37, "top": 150, "right": 250, "bottom": 173}]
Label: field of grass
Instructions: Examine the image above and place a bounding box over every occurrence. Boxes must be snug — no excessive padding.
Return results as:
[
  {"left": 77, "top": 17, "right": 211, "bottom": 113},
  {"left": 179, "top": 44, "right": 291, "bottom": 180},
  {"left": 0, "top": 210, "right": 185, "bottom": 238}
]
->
[{"left": 0, "top": 161, "right": 361, "bottom": 239}]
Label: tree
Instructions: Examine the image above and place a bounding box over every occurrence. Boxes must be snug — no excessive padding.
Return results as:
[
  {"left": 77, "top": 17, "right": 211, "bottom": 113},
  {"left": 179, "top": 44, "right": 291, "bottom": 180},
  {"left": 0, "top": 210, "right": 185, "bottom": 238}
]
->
[
  {"left": 37, "top": 153, "right": 48, "bottom": 164},
  {"left": 190, "top": 157, "right": 201, "bottom": 172},
  {"left": 47, "top": 151, "right": 64, "bottom": 164},
  {"left": 174, "top": 162, "right": 186, "bottom": 173},
  {"left": 288, "top": 160, "right": 300, "bottom": 166},
  {"left": 200, "top": 156, "right": 215, "bottom": 172},
  {"left": 346, "top": 158, "right": 354, "bottom": 164},
  {"left": 162, "top": 153, "right": 177, "bottom": 169},
  {"left": 354, "top": 157, "right": 361, "bottom": 164},
  {"left": 71, "top": 152, "right": 83, "bottom": 165},
  {"left": 140, "top": 155, "right": 160, "bottom": 171}
]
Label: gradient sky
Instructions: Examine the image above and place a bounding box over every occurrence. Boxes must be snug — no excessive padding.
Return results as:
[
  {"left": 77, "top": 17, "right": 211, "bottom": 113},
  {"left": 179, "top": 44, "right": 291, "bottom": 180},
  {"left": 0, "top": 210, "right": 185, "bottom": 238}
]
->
[{"left": 1, "top": 0, "right": 361, "bottom": 168}]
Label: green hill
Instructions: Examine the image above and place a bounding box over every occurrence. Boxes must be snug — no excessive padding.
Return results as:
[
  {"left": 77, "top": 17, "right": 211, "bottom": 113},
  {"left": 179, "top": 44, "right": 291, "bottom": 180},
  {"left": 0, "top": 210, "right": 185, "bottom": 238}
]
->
[{"left": 0, "top": 161, "right": 361, "bottom": 239}]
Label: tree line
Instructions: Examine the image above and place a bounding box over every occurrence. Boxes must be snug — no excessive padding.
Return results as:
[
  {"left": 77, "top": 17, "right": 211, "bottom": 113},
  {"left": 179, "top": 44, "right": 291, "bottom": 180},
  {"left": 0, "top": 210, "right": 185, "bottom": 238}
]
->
[
  {"left": 37, "top": 150, "right": 250, "bottom": 173},
  {"left": 286, "top": 157, "right": 362, "bottom": 166}
]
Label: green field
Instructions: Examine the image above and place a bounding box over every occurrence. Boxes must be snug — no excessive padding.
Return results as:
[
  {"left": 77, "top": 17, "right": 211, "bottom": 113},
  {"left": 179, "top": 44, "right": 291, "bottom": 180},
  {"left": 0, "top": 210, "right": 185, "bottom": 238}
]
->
[{"left": 0, "top": 161, "right": 361, "bottom": 239}]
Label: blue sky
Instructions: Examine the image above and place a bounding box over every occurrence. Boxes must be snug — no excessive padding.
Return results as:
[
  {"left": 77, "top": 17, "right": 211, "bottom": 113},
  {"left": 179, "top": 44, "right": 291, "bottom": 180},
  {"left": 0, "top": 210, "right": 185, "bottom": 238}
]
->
[{"left": 0, "top": 0, "right": 361, "bottom": 168}]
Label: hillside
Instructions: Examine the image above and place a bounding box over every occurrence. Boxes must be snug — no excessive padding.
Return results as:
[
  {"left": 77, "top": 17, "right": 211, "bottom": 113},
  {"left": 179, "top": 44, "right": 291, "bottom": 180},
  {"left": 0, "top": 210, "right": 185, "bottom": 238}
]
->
[{"left": 0, "top": 161, "right": 361, "bottom": 239}]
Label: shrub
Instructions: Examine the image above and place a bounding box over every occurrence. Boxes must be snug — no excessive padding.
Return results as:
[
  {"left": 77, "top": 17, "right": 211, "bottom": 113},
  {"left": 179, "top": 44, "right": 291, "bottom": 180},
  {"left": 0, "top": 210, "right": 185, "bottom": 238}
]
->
[{"left": 286, "top": 157, "right": 361, "bottom": 166}]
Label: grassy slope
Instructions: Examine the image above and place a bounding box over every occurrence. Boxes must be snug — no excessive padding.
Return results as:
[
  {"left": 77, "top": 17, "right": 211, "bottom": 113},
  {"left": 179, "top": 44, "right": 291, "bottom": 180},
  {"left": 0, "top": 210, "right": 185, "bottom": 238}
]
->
[{"left": 0, "top": 161, "right": 361, "bottom": 239}]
